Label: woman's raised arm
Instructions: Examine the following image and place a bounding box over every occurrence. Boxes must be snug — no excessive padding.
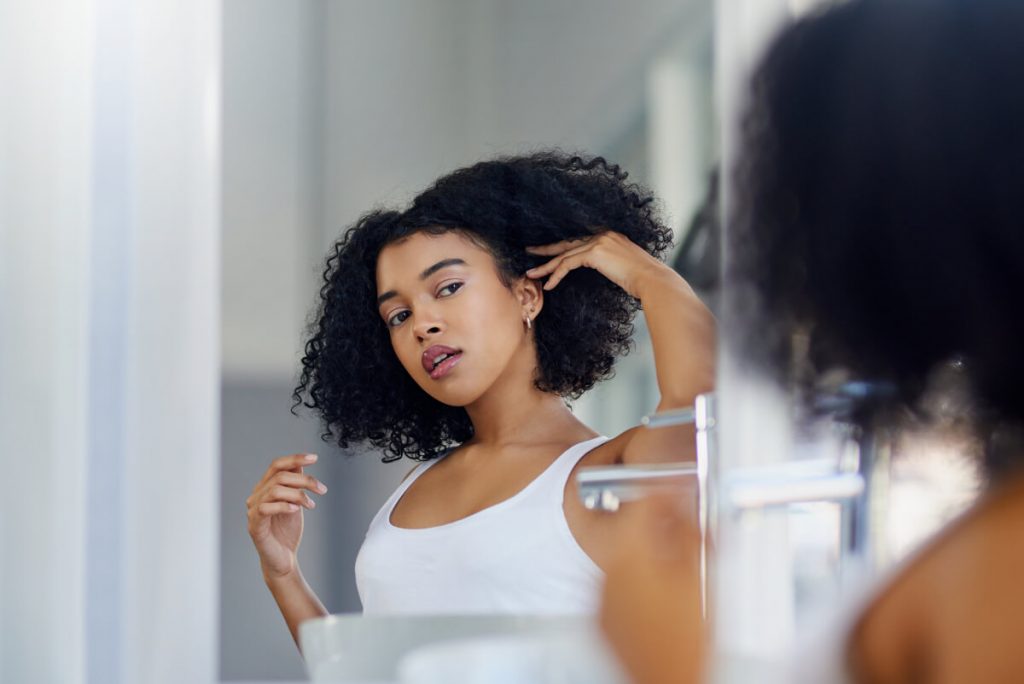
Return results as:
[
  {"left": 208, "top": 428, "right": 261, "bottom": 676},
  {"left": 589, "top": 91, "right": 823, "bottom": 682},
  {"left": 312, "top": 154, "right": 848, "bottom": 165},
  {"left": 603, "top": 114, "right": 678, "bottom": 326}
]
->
[{"left": 526, "top": 231, "right": 716, "bottom": 463}]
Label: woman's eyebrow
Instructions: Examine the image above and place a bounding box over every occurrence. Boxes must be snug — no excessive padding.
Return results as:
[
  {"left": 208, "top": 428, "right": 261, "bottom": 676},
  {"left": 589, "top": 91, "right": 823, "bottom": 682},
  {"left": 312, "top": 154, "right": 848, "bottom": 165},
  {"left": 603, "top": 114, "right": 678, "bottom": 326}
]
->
[
  {"left": 377, "top": 258, "right": 468, "bottom": 306},
  {"left": 419, "top": 257, "right": 467, "bottom": 280}
]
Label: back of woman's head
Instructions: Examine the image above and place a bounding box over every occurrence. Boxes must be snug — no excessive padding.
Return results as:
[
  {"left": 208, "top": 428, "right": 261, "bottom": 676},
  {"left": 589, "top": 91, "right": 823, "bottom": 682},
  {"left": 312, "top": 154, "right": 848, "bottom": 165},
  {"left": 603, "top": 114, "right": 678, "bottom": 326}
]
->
[
  {"left": 295, "top": 151, "right": 672, "bottom": 461},
  {"left": 733, "top": 0, "right": 1024, "bottom": 474}
]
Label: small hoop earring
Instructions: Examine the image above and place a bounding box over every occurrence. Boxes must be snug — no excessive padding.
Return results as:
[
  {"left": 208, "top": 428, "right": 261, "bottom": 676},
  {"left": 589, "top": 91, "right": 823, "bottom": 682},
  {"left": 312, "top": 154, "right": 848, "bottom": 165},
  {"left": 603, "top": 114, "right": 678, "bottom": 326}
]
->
[{"left": 525, "top": 316, "right": 532, "bottom": 330}]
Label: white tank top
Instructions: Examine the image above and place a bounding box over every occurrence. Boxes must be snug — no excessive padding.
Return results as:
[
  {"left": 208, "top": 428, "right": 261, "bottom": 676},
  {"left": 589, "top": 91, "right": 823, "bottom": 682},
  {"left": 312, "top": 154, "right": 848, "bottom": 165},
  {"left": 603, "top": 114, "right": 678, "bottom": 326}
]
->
[{"left": 355, "top": 435, "right": 610, "bottom": 615}]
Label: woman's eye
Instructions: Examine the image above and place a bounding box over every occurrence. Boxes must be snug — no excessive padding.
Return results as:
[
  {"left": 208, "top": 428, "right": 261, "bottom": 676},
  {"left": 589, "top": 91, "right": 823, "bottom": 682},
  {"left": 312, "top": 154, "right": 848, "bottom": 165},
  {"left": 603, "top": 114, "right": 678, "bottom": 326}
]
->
[
  {"left": 438, "top": 282, "right": 463, "bottom": 297},
  {"left": 387, "top": 311, "right": 410, "bottom": 328}
]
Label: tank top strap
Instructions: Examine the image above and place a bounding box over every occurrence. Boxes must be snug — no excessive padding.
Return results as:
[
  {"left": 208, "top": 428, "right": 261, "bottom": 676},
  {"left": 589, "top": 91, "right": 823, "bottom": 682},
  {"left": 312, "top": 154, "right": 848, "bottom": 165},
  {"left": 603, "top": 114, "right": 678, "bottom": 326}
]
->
[
  {"left": 367, "top": 451, "right": 447, "bottom": 530},
  {"left": 529, "top": 435, "right": 611, "bottom": 505}
]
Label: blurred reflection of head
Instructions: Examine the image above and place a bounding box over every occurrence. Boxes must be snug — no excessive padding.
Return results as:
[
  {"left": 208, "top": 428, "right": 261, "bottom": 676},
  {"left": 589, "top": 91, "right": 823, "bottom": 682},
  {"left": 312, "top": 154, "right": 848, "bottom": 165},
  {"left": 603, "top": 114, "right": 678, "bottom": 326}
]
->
[{"left": 732, "top": 0, "right": 1024, "bottom": 480}]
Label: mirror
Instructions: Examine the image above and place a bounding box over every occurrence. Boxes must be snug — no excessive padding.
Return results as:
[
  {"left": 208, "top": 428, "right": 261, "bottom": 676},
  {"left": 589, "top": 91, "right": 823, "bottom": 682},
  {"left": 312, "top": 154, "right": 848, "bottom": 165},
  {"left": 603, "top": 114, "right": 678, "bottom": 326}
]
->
[{"left": 219, "top": 1, "right": 715, "bottom": 680}]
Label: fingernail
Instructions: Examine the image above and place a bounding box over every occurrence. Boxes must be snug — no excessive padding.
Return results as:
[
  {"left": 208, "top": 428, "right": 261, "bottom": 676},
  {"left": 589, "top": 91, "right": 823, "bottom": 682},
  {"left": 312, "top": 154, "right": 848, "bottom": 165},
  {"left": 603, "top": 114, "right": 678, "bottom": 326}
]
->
[
  {"left": 317, "top": 482, "right": 328, "bottom": 494},
  {"left": 288, "top": 504, "right": 299, "bottom": 512},
  {"left": 304, "top": 453, "right": 318, "bottom": 462}
]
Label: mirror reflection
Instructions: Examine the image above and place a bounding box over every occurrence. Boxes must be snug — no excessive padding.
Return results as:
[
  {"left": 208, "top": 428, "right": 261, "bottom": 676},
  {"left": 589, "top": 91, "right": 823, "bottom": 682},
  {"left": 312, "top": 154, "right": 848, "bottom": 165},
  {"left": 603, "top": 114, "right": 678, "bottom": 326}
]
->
[{"left": 220, "top": 1, "right": 715, "bottom": 680}]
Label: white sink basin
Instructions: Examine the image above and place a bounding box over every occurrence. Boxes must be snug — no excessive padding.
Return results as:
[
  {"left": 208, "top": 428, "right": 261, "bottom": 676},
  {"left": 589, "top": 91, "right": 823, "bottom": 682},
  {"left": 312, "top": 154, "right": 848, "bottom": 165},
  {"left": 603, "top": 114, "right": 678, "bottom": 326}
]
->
[{"left": 298, "top": 614, "right": 624, "bottom": 683}]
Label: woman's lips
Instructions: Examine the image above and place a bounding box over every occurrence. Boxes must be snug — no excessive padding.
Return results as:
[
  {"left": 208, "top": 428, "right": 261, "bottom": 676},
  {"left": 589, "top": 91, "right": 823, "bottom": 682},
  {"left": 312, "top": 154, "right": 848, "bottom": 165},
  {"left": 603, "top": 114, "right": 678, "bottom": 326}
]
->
[
  {"left": 429, "top": 352, "right": 463, "bottom": 380},
  {"left": 421, "top": 344, "right": 463, "bottom": 378}
]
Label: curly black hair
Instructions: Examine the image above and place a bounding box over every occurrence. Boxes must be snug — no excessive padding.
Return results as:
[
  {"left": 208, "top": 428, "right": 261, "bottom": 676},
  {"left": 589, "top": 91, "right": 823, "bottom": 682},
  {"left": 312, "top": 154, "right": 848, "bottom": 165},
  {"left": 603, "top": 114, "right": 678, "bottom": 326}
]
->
[
  {"left": 731, "top": 0, "right": 1024, "bottom": 476},
  {"left": 293, "top": 152, "right": 673, "bottom": 462}
]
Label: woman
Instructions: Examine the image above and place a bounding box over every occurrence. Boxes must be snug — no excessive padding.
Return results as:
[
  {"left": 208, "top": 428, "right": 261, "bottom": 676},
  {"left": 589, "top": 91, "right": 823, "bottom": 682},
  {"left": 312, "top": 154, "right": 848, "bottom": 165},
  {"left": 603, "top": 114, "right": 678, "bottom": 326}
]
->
[
  {"left": 601, "top": 0, "right": 1024, "bottom": 681},
  {"left": 245, "top": 152, "right": 716, "bottom": 647}
]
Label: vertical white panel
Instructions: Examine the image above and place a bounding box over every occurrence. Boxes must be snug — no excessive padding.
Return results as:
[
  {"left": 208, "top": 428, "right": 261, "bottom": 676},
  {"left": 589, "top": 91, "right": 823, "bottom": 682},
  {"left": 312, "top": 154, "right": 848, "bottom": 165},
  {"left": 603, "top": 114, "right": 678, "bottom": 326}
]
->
[
  {"left": 119, "top": 1, "right": 220, "bottom": 682},
  {"left": 0, "top": 1, "right": 95, "bottom": 682},
  {"left": 87, "top": 4, "right": 134, "bottom": 683},
  {"left": 714, "top": 0, "right": 798, "bottom": 676}
]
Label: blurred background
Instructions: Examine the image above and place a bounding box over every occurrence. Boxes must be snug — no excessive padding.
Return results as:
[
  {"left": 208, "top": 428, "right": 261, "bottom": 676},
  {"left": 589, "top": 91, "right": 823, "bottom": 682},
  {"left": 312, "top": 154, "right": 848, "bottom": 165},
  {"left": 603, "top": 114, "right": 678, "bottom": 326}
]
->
[{"left": 219, "top": 1, "right": 713, "bottom": 679}]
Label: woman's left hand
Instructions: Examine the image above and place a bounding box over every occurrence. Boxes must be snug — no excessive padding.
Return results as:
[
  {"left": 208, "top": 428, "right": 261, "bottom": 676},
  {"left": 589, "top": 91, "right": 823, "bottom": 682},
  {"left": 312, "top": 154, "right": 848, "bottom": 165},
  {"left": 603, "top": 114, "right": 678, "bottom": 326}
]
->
[{"left": 525, "top": 231, "right": 682, "bottom": 300}]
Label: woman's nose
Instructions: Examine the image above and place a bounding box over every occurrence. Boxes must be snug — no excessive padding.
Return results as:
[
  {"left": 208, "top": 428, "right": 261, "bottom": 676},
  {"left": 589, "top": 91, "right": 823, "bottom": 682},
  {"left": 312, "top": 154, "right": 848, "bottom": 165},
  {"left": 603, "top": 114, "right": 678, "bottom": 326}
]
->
[{"left": 413, "top": 312, "right": 445, "bottom": 341}]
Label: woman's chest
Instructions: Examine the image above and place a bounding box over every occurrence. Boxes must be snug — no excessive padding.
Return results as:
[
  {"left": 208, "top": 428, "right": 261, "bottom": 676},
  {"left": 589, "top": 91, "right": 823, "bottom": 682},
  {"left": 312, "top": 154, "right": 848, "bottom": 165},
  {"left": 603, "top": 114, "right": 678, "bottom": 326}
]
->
[
  {"left": 385, "top": 441, "right": 622, "bottom": 571},
  {"left": 389, "top": 452, "right": 558, "bottom": 528}
]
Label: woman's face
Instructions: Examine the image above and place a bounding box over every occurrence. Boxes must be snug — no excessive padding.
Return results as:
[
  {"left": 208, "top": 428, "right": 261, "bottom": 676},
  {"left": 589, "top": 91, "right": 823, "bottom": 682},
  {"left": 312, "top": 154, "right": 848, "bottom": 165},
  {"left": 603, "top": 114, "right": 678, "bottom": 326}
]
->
[{"left": 375, "top": 230, "right": 541, "bottom": 407}]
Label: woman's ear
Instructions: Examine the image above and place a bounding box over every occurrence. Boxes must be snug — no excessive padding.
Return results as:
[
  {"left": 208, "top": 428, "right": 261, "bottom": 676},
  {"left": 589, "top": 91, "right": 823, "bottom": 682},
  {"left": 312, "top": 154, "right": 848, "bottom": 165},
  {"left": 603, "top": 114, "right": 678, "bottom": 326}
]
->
[{"left": 516, "top": 275, "right": 544, "bottom": 319}]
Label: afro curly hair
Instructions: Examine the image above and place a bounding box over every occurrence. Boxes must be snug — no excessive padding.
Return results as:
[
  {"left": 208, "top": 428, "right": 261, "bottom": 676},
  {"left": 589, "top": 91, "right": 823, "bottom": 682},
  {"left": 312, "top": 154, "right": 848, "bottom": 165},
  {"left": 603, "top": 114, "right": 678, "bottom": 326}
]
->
[{"left": 293, "top": 151, "right": 674, "bottom": 462}]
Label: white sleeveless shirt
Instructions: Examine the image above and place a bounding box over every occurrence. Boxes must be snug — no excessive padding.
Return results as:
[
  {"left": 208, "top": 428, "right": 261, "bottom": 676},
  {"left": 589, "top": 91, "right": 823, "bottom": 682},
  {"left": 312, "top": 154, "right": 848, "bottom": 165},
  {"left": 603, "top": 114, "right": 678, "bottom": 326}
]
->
[{"left": 355, "top": 435, "right": 610, "bottom": 615}]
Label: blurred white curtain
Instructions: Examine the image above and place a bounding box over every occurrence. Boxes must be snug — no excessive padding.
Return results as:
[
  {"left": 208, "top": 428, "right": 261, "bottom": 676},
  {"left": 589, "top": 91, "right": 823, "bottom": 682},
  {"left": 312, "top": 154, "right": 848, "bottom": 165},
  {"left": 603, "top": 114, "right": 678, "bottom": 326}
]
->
[{"left": 0, "top": 1, "right": 220, "bottom": 682}]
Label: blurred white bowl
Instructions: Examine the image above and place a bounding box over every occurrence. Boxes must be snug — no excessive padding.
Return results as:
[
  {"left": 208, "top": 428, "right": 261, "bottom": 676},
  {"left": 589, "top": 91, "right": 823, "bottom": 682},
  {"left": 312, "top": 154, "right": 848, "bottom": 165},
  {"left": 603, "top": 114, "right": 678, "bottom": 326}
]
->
[
  {"left": 397, "top": 628, "right": 625, "bottom": 684},
  {"left": 299, "top": 613, "right": 623, "bottom": 683}
]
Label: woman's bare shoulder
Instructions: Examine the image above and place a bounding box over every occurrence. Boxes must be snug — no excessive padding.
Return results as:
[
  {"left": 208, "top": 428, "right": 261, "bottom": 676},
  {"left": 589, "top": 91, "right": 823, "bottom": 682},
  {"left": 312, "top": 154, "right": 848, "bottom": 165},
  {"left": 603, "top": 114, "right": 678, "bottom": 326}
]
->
[
  {"left": 577, "top": 428, "right": 644, "bottom": 467},
  {"left": 849, "top": 475, "right": 1024, "bottom": 682}
]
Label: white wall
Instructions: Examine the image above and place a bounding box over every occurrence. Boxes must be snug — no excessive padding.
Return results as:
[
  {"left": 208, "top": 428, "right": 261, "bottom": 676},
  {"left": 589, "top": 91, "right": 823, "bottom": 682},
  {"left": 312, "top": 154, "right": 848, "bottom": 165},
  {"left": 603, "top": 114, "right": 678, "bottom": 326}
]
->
[
  {"left": 323, "top": 0, "right": 709, "bottom": 238},
  {"left": 221, "top": 0, "right": 325, "bottom": 380}
]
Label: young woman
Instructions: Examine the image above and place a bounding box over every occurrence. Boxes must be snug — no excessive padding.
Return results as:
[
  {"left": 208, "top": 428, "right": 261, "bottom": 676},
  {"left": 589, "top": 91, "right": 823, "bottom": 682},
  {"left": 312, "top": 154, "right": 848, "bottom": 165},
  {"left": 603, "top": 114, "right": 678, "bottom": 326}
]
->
[
  {"left": 245, "top": 152, "right": 716, "bottom": 647},
  {"left": 600, "top": 0, "right": 1024, "bottom": 682}
]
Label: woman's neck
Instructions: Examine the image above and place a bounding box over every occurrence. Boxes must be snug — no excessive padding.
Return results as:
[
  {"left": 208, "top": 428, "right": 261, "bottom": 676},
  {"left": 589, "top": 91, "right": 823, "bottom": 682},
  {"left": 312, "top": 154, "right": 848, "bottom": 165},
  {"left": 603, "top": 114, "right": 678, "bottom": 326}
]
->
[
  {"left": 460, "top": 333, "right": 595, "bottom": 447},
  {"left": 463, "top": 383, "right": 591, "bottom": 448}
]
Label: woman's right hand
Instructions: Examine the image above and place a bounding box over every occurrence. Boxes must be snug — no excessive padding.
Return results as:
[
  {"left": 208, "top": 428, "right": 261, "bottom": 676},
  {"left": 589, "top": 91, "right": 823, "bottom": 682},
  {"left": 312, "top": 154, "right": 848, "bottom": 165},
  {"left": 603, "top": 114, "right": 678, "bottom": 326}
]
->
[{"left": 246, "top": 453, "right": 328, "bottom": 581}]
